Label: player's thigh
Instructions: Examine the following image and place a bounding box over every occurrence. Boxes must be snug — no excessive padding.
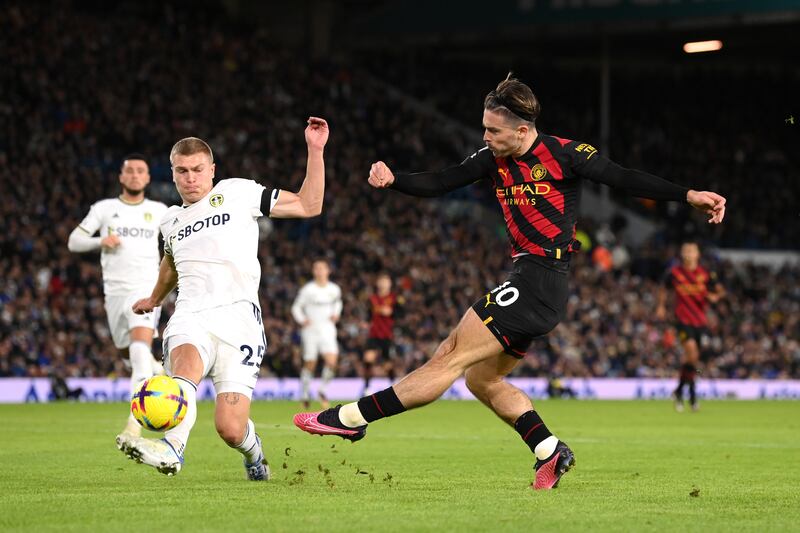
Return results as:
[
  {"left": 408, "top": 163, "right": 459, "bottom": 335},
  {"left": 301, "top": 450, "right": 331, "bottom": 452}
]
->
[
  {"left": 322, "top": 352, "right": 338, "bottom": 368},
  {"left": 166, "top": 342, "right": 206, "bottom": 384},
  {"left": 129, "top": 326, "right": 154, "bottom": 343},
  {"left": 301, "top": 330, "right": 320, "bottom": 363},
  {"left": 104, "top": 295, "right": 132, "bottom": 349},
  {"left": 363, "top": 349, "right": 378, "bottom": 363},
  {"left": 681, "top": 337, "right": 700, "bottom": 363},
  {"left": 465, "top": 352, "right": 520, "bottom": 387},
  {"left": 207, "top": 305, "right": 266, "bottom": 402},
  {"left": 429, "top": 307, "right": 505, "bottom": 372},
  {"left": 319, "top": 330, "right": 338, "bottom": 366},
  {"left": 163, "top": 310, "right": 213, "bottom": 384},
  {"left": 121, "top": 294, "right": 161, "bottom": 346}
]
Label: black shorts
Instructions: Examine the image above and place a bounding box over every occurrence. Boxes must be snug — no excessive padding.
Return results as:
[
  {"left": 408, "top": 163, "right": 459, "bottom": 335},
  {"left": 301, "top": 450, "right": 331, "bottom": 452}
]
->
[
  {"left": 472, "top": 255, "right": 569, "bottom": 358},
  {"left": 365, "top": 337, "right": 393, "bottom": 359},
  {"left": 675, "top": 324, "right": 708, "bottom": 345}
]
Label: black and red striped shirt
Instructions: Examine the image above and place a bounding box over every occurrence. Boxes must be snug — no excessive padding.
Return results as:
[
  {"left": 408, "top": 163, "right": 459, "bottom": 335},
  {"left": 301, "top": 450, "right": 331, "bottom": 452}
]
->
[
  {"left": 663, "top": 264, "right": 718, "bottom": 327},
  {"left": 391, "top": 133, "right": 688, "bottom": 260},
  {"left": 368, "top": 292, "right": 399, "bottom": 340}
]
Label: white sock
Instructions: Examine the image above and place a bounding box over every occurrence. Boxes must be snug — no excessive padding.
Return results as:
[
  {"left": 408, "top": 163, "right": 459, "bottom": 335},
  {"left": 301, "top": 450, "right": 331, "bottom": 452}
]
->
[
  {"left": 534, "top": 435, "right": 559, "bottom": 461},
  {"left": 338, "top": 402, "right": 367, "bottom": 428},
  {"left": 165, "top": 377, "right": 197, "bottom": 456},
  {"left": 129, "top": 341, "right": 155, "bottom": 394},
  {"left": 124, "top": 413, "right": 142, "bottom": 436},
  {"left": 151, "top": 356, "right": 165, "bottom": 376},
  {"left": 234, "top": 419, "right": 263, "bottom": 465},
  {"left": 319, "top": 365, "right": 335, "bottom": 395},
  {"left": 300, "top": 368, "right": 313, "bottom": 401}
]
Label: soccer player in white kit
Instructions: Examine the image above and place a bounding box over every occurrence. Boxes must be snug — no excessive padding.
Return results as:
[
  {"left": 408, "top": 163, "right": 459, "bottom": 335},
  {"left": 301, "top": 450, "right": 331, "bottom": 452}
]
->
[
  {"left": 291, "top": 259, "right": 342, "bottom": 409},
  {"left": 127, "top": 117, "right": 329, "bottom": 479},
  {"left": 67, "top": 154, "right": 168, "bottom": 452}
]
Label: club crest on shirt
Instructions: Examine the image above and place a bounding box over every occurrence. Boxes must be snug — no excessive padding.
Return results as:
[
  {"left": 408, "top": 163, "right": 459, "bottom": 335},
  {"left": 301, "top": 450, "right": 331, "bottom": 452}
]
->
[
  {"left": 209, "top": 194, "right": 224, "bottom": 208},
  {"left": 531, "top": 164, "right": 548, "bottom": 181},
  {"left": 144, "top": 212, "right": 153, "bottom": 222}
]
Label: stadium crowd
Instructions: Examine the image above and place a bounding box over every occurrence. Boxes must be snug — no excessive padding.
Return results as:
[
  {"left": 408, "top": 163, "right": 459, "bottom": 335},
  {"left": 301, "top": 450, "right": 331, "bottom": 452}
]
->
[{"left": 1, "top": 2, "right": 798, "bottom": 382}]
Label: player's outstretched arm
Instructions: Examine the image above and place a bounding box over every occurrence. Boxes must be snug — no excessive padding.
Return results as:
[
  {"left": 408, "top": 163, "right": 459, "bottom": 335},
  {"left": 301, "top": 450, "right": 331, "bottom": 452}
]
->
[
  {"left": 369, "top": 150, "right": 489, "bottom": 197},
  {"left": 580, "top": 157, "right": 726, "bottom": 225},
  {"left": 132, "top": 254, "right": 178, "bottom": 314},
  {"left": 270, "top": 117, "right": 329, "bottom": 219}
]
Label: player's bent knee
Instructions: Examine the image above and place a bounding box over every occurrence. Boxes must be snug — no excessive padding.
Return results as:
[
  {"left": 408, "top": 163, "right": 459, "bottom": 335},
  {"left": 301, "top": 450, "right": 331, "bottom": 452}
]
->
[
  {"left": 464, "top": 369, "right": 498, "bottom": 399},
  {"left": 216, "top": 419, "right": 247, "bottom": 446}
]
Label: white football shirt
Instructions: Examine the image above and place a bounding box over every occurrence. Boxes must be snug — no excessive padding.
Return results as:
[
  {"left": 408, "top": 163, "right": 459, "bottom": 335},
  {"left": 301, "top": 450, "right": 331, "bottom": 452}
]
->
[
  {"left": 77, "top": 198, "right": 168, "bottom": 296},
  {"left": 161, "top": 178, "right": 278, "bottom": 312},
  {"left": 291, "top": 281, "right": 343, "bottom": 329}
]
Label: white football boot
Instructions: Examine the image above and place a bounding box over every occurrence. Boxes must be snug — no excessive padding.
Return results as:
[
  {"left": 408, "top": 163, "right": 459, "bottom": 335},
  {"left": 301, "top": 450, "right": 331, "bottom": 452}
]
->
[
  {"left": 124, "top": 437, "right": 184, "bottom": 476},
  {"left": 116, "top": 416, "right": 142, "bottom": 454}
]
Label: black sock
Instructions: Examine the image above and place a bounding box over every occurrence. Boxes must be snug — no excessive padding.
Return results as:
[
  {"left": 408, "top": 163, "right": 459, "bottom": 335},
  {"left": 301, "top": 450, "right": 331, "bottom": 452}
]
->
[
  {"left": 674, "top": 381, "right": 685, "bottom": 400},
  {"left": 514, "top": 410, "right": 553, "bottom": 455},
  {"left": 357, "top": 386, "right": 406, "bottom": 423},
  {"left": 686, "top": 364, "right": 697, "bottom": 404},
  {"left": 363, "top": 362, "right": 373, "bottom": 389}
]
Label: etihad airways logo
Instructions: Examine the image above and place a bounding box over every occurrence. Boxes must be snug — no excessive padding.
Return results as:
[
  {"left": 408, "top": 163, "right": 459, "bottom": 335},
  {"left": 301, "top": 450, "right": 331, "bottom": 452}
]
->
[{"left": 496, "top": 182, "right": 552, "bottom": 200}]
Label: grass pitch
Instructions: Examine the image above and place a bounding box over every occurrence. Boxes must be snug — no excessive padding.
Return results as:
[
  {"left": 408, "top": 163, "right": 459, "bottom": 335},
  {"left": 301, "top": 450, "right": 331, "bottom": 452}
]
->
[{"left": 0, "top": 400, "right": 797, "bottom": 532}]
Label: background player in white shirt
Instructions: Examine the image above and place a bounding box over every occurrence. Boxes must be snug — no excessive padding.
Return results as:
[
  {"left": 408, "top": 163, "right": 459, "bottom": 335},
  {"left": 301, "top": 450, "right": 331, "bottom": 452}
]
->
[
  {"left": 291, "top": 259, "right": 342, "bottom": 409},
  {"left": 127, "top": 117, "right": 329, "bottom": 480},
  {"left": 67, "top": 154, "right": 168, "bottom": 451}
]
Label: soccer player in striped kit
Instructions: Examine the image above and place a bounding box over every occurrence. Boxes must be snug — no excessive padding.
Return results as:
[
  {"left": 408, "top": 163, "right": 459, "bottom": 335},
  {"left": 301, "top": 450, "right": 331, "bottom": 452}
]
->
[
  {"left": 657, "top": 241, "right": 725, "bottom": 412},
  {"left": 361, "top": 273, "right": 402, "bottom": 393},
  {"left": 295, "top": 75, "right": 726, "bottom": 490}
]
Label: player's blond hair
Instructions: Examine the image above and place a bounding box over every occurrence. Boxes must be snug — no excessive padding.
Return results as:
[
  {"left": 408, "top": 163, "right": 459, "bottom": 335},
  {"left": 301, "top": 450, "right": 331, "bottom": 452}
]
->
[
  {"left": 169, "top": 137, "right": 214, "bottom": 165},
  {"left": 484, "top": 72, "right": 541, "bottom": 125}
]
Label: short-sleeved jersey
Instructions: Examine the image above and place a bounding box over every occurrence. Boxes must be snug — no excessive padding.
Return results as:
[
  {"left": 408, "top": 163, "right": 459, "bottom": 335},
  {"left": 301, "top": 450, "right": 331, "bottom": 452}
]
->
[
  {"left": 662, "top": 264, "right": 719, "bottom": 327},
  {"left": 77, "top": 198, "right": 168, "bottom": 296},
  {"left": 368, "top": 292, "right": 402, "bottom": 340},
  {"left": 464, "top": 134, "right": 610, "bottom": 259},
  {"left": 291, "top": 281, "right": 343, "bottom": 329},
  {"left": 161, "top": 178, "right": 276, "bottom": 312}
]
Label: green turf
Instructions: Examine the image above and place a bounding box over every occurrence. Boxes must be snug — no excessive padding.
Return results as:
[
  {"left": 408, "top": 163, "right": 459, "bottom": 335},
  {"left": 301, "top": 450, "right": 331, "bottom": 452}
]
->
[{"left": 0, "top": 400, "right": 797, "bottom": 532}]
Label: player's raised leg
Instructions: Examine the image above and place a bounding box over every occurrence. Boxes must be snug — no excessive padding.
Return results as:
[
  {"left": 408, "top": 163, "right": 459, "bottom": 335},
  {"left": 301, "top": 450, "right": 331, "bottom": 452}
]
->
[
  {"left": 465, "top": 355, "right": 574, "bottom": 489},
  {"left": 215, "top": 391, "right": 269, "bottom": 481},
  {"left": 296, "top": 309, "right": 535, "bottom": 431},
  {"left": 125, "top": 342, "right": 202, "bottom": 475}
]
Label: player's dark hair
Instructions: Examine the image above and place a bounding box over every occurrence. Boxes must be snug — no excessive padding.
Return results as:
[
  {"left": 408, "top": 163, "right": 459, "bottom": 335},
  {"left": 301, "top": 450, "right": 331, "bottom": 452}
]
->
[
  {"left": 121, "top": 153, "right": 148, "bottom": 168},
  {"left": 484, "top": 73, "right": 541, "bottom": 126},
  {"left": 681, "top": 240, "right": 700, "bottom": 248},
  {"left": 170, "top": 137, "right": 214, "bottom": 164}
]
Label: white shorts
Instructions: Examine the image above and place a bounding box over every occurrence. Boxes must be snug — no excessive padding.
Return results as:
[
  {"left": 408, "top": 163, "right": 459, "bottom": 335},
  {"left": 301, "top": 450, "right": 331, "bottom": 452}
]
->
[
  {"left": 162, "top": 301, "right": 266, "bottom": 398},
  {"left": 104, "top": 293, "right": 161, "bottom": 349},
  {"left": 301, "top": 324, "right": 339, "bottom": 362}
]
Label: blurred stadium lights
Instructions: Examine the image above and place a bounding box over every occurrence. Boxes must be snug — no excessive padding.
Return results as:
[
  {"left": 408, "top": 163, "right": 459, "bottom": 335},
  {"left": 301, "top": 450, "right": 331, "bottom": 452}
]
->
[{"left": 683, "top": 40, "right": 724, "bottom": 53}]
